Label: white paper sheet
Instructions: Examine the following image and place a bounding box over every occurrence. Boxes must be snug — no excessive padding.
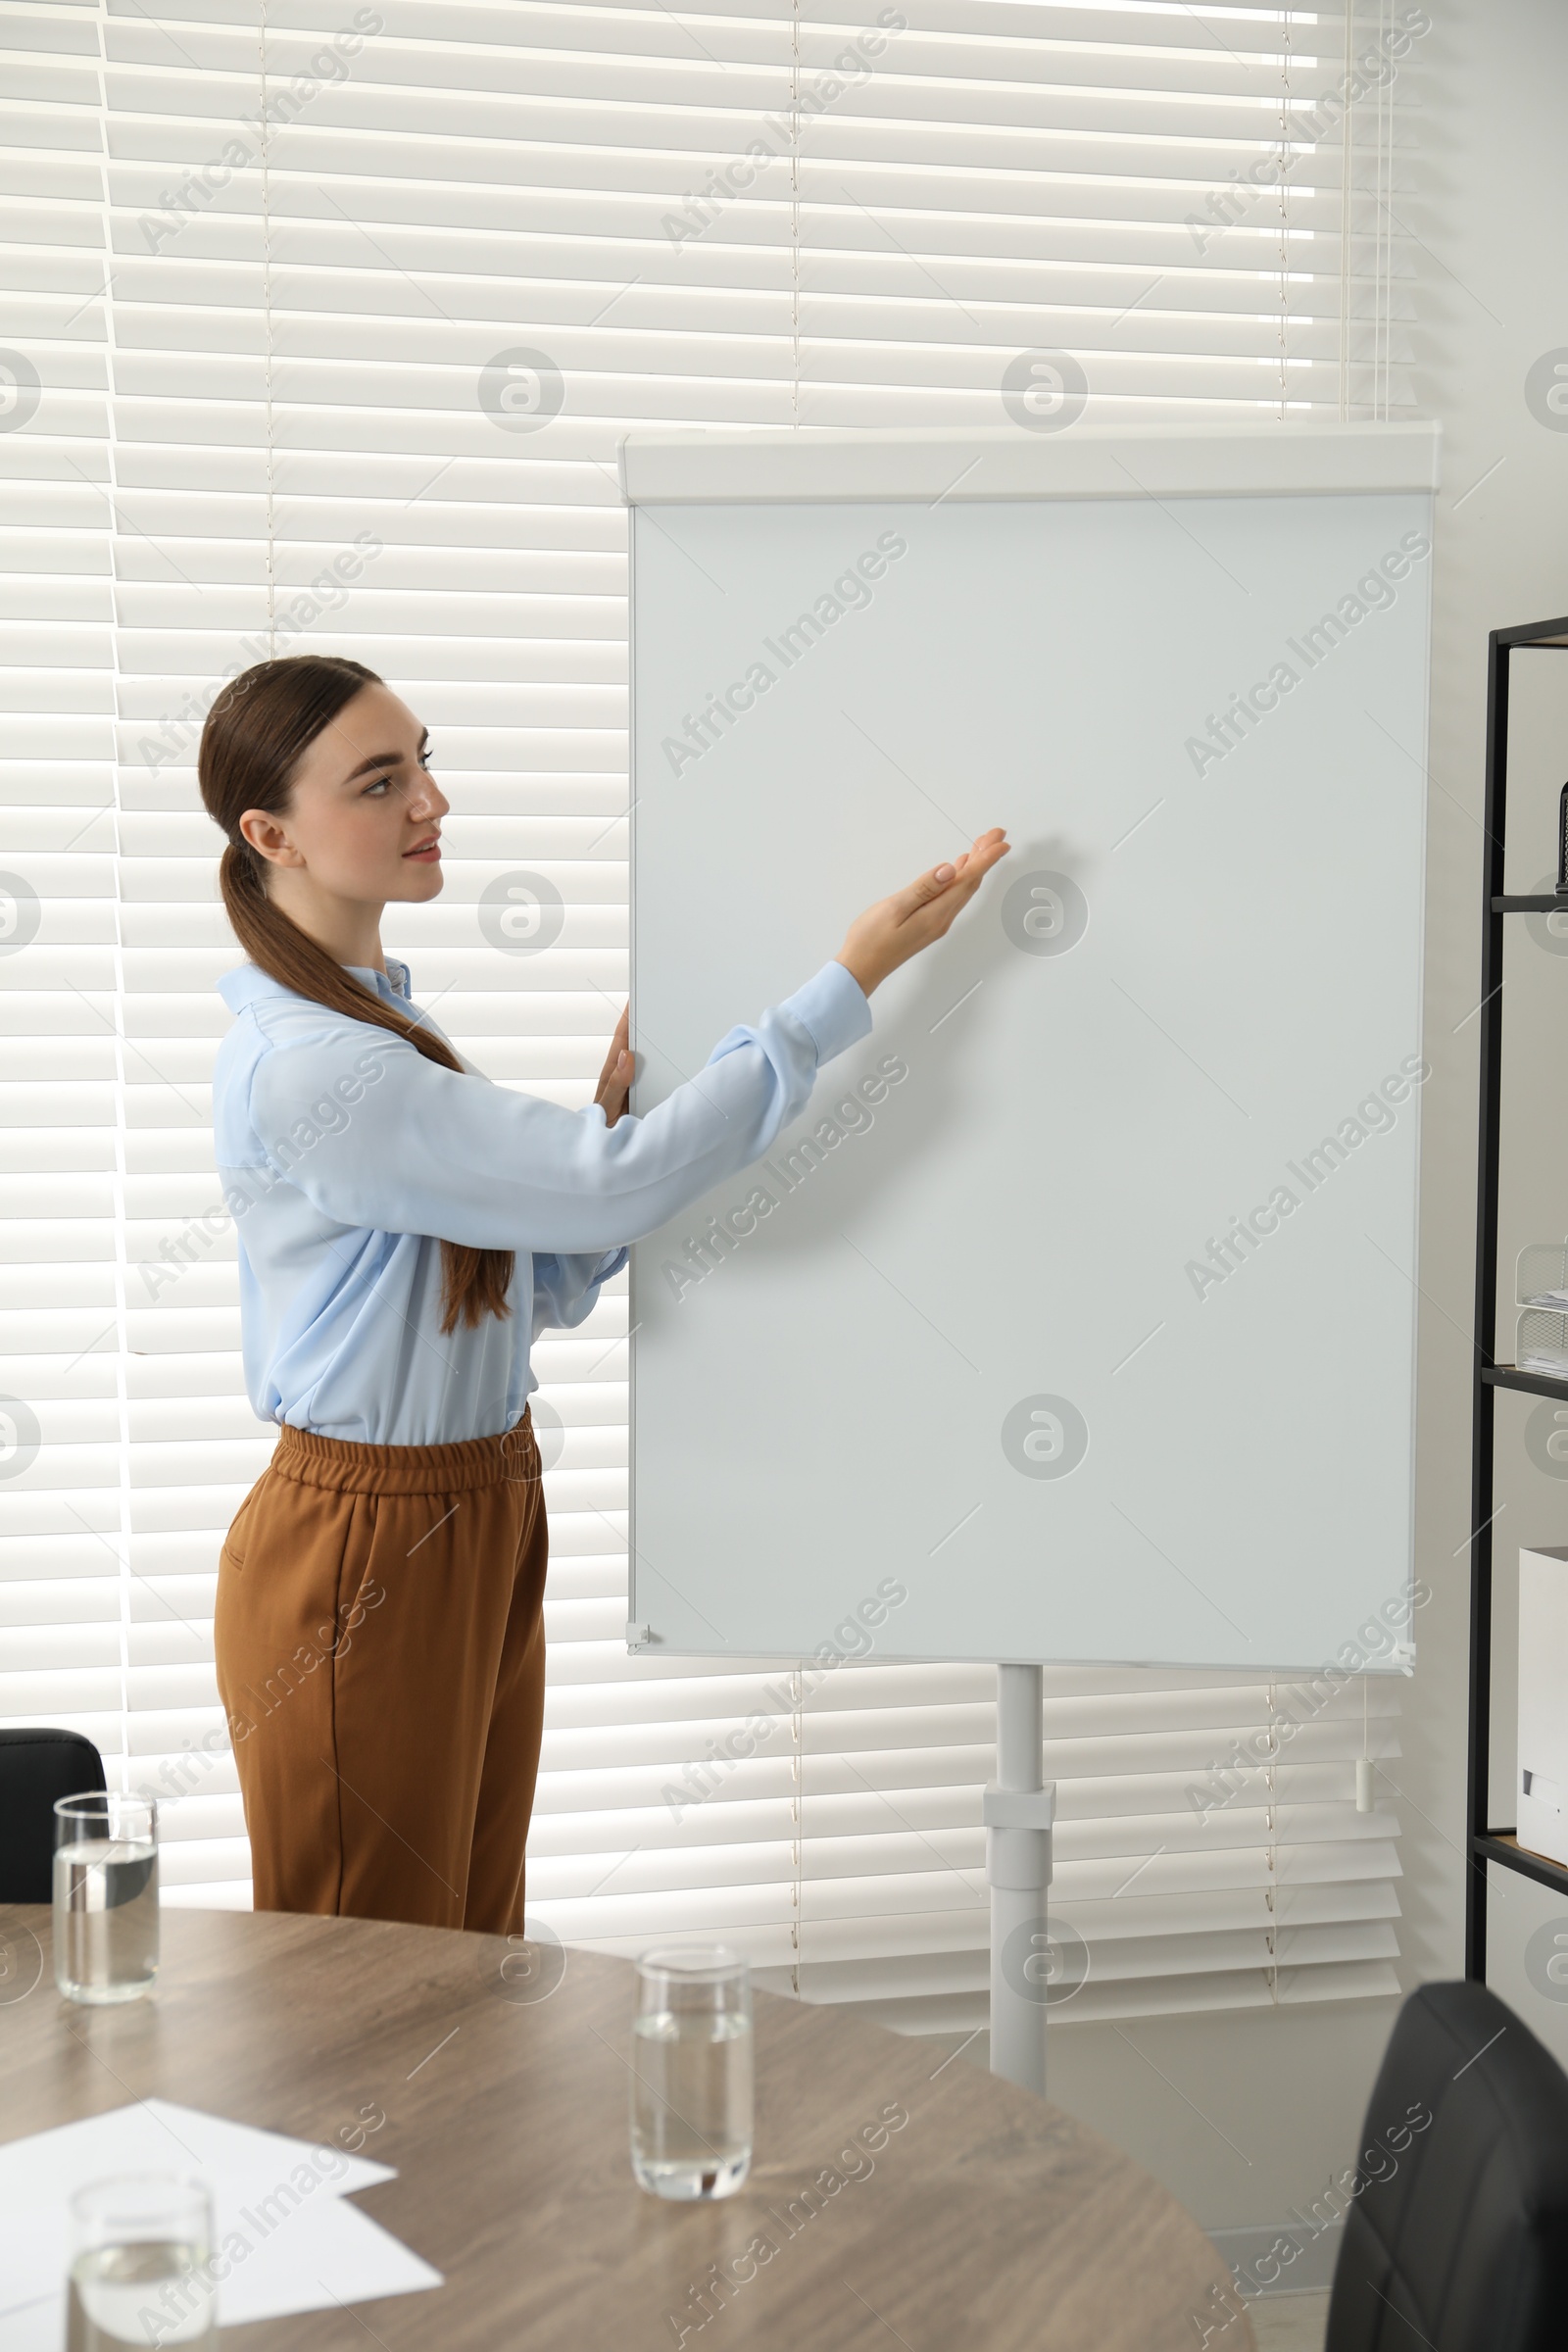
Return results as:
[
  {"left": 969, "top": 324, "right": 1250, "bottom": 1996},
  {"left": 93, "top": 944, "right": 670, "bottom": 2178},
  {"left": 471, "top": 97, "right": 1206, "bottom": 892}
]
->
[{"left": 0, "top": 2102, "right": 441, "bottom": 2347}]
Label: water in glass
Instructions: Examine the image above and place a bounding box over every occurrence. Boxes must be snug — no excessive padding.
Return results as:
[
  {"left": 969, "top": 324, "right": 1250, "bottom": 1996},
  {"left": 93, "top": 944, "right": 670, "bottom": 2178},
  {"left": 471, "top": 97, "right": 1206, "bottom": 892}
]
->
[
  {"left": 54, "top": 1835, "right": 159, "bottom": 2004},
  {"left": 68, "top": 2178, "right": 215, "bottom": 2351},
  {"left": 67, "top": 2240, "right": 217, "bottom": 2349},
  {"left": 631, "top": 1944, "right": 753, "bottom": 2199}
]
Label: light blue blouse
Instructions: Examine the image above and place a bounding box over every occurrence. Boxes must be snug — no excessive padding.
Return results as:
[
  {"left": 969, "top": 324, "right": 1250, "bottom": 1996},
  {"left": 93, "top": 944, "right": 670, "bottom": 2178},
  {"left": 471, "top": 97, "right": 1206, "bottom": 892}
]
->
[{"left": 212, "top": 956, "right": 872, "bottom": 1446}]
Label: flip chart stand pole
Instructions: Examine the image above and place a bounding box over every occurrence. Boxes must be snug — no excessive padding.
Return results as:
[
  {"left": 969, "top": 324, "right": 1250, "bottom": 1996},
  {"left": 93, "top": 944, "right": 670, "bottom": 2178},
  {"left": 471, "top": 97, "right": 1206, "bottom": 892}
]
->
[{"left": 986, "top": 1662, "right": 1055, "bottom": 2096}]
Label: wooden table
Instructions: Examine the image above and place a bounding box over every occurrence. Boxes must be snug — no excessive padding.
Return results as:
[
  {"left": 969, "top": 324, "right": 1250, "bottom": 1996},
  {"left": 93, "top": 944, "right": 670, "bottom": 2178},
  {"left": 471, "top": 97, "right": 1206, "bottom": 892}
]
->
[{"left": 0, "top": 1906, "right": 1251, "bottom": 2350}]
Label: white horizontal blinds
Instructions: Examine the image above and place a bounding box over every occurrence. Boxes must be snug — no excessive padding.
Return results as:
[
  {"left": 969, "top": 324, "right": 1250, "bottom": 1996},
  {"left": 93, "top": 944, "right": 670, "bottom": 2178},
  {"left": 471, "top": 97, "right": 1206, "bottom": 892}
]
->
[
  {"left": 768, "top": 2, "right": 1414, "bottom": 426},
  {"left": 531, "top": 1657, "right": 1401, "bottom": 2026},
  {"left": 99, "top": 0, "right": 275, "bottom": 1898},
  {"left": 789, "top": 1668, "right": 1400, "bottom": 2031},
  {"left": 0, "top": 0, "right": 1407, "bottom": 2024},
  {"left": 0, "top": 5, "right": 125, "bottom": 1818}
]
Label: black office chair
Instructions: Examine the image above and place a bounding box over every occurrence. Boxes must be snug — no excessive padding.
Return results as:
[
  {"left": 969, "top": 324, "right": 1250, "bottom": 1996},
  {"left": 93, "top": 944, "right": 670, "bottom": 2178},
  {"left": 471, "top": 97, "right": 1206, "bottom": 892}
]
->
[
  {"left": 0, "top": 1726, "right": 106, "bottom": 1901},
  {"left": 1325, "top": 1979, "right": 1568, "bottom": 2351}
]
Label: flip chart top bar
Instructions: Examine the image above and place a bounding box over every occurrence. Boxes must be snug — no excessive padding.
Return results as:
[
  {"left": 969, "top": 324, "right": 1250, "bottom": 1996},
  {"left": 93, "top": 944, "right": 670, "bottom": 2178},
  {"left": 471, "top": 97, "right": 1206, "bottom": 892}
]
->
[{"left": 618, "top": 419, "right": 1442, "bottom": 506}]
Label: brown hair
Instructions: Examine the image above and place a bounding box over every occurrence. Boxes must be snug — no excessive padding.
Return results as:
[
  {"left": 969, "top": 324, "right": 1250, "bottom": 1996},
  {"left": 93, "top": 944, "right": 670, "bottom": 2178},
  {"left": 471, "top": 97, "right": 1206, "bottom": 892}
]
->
[{"left": 199, "top": 654, "right": 514, "bottom": 1334}]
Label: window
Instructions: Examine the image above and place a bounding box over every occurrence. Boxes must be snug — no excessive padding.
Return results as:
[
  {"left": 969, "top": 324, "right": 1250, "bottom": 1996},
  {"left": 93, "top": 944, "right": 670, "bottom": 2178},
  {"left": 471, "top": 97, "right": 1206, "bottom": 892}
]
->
[{"left": 0, "top": 0, "right": 1413, "bottom": 2027}]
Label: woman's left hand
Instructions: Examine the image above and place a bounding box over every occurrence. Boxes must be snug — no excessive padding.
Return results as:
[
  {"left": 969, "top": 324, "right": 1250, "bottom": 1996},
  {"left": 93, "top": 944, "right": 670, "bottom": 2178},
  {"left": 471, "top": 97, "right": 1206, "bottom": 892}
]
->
[{"left": 595, "top": 1005, "right": 633, "bottom": 1126}]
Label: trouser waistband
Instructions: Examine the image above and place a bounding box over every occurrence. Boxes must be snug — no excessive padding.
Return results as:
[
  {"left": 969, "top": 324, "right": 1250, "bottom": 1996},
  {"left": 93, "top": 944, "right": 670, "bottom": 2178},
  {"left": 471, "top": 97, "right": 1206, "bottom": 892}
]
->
[{"left": 267, "top": 1407, "right": 539, "bottom": 1496}]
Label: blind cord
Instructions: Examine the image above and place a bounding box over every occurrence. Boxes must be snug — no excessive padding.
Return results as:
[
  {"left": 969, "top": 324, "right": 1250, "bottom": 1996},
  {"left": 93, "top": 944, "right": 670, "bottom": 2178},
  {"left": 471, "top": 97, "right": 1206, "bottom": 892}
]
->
[
  {"left": 790, "top": 1664, "right": 803, "bottom": 1996},
  {"left": 790, "top": 0, "right": 801, "bottom": 426},
  {"left": 1277, "top": 11, "right": 1292, "bottom": 419},
  {"left": 260, "top": 0, "right": 275, "bottom": 654},
  {"left": 1357, "top": 1675, "right": 1374, "bottom": 1812},
  {"left": 1339, "top": 0, "right": 1353, "bottom": 418}
]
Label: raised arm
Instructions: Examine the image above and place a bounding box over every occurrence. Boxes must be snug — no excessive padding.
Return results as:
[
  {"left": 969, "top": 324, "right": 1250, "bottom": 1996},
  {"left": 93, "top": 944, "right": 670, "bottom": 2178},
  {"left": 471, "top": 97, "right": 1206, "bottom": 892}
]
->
[
  {"left": 244, "top": 960, "right": 869, "bottom": 1256},
  {"left": 241, "top": 829, "right": 1011, "bottom": 1255}
]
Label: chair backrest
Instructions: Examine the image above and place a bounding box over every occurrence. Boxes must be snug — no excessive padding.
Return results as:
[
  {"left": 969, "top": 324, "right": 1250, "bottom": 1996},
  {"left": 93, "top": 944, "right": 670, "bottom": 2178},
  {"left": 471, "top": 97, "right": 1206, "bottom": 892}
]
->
[
  {"left": 1326, "top": 1979, "right": 1568, "bottom": 2352},
  {"left": 0, "top": 1727, "right": 106, "bottom": 1902}
]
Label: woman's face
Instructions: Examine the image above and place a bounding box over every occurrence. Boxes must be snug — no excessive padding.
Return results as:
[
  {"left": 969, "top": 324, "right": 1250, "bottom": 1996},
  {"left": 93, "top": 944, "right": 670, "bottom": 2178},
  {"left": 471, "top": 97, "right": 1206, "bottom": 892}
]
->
[{"left": 238, "top": 682, "right": 450, "bottom": 907}]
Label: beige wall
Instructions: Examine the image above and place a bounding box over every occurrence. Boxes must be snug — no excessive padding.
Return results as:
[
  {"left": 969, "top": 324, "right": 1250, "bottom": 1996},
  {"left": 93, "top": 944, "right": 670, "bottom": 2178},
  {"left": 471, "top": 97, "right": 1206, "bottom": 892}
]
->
[{"left": 963, "top": 0, "right": 1568, "bottom": 2247}]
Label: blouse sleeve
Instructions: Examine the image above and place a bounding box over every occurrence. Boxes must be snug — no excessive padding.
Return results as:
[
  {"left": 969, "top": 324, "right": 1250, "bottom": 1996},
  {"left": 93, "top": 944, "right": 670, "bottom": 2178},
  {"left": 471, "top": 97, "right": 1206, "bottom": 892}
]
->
[
  {"left": 531, "top": 1247, "right": 628, "bottom": 1338},
  {"left": 243, "top": 960, "right": 872, "bottom": 1255}
]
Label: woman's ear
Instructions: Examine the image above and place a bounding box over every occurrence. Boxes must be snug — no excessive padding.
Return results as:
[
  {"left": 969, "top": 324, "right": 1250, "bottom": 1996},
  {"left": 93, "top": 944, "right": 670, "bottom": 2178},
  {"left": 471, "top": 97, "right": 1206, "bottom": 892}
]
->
[{"left": 238, "top": 808, "right": 304, "bottom": 867}]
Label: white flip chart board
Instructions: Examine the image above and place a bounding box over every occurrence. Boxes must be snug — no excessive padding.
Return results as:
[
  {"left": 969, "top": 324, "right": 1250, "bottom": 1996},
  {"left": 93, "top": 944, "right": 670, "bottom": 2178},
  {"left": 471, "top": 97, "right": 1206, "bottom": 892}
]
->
[{"left": 622, "top": 423, "right": 1437, "bottom": 1671}]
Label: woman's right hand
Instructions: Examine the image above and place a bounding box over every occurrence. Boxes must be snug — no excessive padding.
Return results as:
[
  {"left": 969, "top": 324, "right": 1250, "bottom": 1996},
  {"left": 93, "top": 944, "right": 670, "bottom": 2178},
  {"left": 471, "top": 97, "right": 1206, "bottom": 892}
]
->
[{"left": 835, "top": 828, "right": 1010, "bottom": 998}]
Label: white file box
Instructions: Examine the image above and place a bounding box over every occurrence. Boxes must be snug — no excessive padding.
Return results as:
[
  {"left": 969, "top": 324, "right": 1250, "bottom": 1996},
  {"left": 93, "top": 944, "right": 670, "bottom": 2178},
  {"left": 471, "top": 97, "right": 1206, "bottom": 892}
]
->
[
  {"left": 1519, "top": 1544, "right": 1568, "bottom": 1869},
  {"left": 1518, "top": 1310, "right": 1568, "bottom": 1377}
]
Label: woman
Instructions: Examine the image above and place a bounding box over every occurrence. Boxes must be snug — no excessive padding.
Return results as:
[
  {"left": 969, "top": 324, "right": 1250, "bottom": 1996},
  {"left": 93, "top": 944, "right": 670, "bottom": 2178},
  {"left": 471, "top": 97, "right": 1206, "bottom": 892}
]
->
[{"left": 201, "top": 653, "right": 1008, "bottom": 1932}]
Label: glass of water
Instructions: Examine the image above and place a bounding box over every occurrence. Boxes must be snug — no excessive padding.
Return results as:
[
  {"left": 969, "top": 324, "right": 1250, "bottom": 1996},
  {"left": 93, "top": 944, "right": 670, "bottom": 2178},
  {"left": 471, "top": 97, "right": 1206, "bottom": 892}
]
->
[
  {"left": 54, "top": 1792, "right": 159, "bottom": 2005},
  {"left": 68, "top": 2174, "right": 217, "bottom": 2350},
  {"left": 630, "top": 1943, "right": 753, "bottom": 2200}
]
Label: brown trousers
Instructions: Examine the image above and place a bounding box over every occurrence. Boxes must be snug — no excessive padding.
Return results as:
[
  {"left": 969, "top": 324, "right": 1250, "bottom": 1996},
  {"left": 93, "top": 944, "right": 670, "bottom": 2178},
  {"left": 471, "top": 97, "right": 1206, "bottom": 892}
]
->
[{"left": 214, "top": 1409, "right": 547, "bottom": 1935}]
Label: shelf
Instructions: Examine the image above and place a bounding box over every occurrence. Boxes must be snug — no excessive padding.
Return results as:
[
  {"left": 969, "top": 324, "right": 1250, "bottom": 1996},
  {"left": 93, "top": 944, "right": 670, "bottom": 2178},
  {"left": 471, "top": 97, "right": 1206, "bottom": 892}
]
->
[
  {"left": 1467, "top": 616, "right": 1568, "bottom": 1986},
  {"left": 1473, "top": 1833, "right": 1568, "bottom": 1900},
  {"left": 1483, "top": 1364, "right": 1568, "bottom": 1402}
]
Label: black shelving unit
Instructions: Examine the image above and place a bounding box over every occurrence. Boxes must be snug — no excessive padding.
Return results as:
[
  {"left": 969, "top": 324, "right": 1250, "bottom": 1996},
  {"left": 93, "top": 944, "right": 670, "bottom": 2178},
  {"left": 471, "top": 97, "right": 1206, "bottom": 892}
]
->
[{"left": 1468, "top": 612, "right": 1568, "bottom": 1980}]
